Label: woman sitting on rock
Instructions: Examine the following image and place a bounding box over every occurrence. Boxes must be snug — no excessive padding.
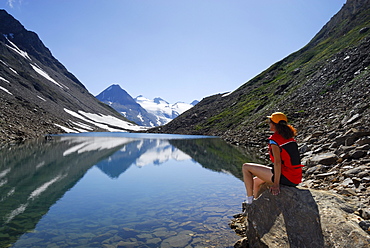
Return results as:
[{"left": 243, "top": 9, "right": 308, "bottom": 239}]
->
[{"left": 242, "top": 112, "right": 303, "bottom": 204}]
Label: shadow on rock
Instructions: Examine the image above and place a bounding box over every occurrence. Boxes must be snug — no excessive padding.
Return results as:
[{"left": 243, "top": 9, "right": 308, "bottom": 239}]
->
[
  {"left": 246, "top": 186, "right": 324, "bottom": 247},
  {"left": 231, "top": 186, "right": 370, "bottom": 248}
]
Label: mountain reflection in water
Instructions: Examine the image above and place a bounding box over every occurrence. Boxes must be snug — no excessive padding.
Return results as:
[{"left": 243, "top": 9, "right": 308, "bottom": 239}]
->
[{"left": 0, "top": 133, "right": 262, "bottom": 248}]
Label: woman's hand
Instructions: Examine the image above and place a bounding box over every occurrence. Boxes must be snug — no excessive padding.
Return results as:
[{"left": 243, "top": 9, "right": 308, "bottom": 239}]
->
[{"left": 270, "top": 184, "right": 280, "bottom": 195}]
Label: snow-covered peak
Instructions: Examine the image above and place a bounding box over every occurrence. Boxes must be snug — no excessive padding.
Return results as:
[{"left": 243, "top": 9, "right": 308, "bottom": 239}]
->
[
  {"left": 172, "top": 102, "right": 194, "bottom": 114},
  {"left": 96, "top": 84, "right": 198, "bottom": 127},
  {"left": 135, "top": 95, "right": 195, "bottom": 126}
]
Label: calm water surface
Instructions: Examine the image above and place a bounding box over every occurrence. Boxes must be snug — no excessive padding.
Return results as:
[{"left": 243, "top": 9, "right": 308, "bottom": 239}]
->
[{"left": 0, "top": 133, "right": 262, "bottom": 248}]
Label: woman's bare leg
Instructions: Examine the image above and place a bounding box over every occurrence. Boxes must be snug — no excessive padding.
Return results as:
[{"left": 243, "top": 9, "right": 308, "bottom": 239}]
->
[
  {"left": 242, "top": 163, "right": 274, "bottom": 198},
  {"left": 253, "top": 177, "right": 266, "bottom": 199}
]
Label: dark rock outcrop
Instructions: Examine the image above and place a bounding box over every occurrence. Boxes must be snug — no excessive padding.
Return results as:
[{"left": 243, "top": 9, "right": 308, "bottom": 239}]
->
[{"left": 230, "top": 186, "right": 370, "bottom": 247}]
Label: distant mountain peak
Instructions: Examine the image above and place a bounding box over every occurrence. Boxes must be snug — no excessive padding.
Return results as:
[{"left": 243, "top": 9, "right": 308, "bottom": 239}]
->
[
  {"left": 107, "top": 84, "right": 121, "bottom": 90},
  {"left": 96, "top": 85, "right": 158, "bottom": 127},
  {"left": 96, "top": 85, "right": 196, "bottom": 127},
  {"left": 135, "top": 95, "right": 194, "bottom": 125}
]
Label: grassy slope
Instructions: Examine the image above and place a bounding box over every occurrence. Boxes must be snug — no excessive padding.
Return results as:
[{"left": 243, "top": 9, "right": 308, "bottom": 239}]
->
[{"left": 177, "top": 3, "right": 370, "bottom": 138}]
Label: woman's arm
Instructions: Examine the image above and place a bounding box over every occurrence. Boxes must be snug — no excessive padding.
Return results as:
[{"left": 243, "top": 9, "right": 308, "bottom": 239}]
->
[{"left": 270, "top": 144, "right": 281, "bottom": 195}]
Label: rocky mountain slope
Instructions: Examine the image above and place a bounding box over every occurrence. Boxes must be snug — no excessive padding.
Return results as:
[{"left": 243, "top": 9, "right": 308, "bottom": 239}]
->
[
  {"left": 0, "top": 10, "right": 145, "bottom": 142},
  {"left": 151, "top": 0, "right": 370, "bottom": 142},
  {"left": 150, "top": 0, "right": 370, "bottom": 222},
  {"left": 150, "top": 1, "right": 370, "bottom": 153}
]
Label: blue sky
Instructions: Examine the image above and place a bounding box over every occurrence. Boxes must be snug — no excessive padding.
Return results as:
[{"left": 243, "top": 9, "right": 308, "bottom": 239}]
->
[{"left": 1, "top": 0, "right": 345, "bottom": 103}]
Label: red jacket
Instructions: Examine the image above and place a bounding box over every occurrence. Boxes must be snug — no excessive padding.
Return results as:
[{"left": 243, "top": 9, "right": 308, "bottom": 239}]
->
[{"left": 268, "top": 132, "right": 303, "bottom": 184}]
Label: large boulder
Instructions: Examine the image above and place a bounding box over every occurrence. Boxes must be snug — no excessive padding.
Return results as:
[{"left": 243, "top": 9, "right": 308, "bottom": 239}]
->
[{"left": 233, "top": 186, "right": 370, "bottom": 248}]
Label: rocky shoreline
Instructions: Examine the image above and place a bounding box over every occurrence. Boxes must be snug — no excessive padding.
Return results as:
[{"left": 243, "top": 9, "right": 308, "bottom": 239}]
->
[
  {"left": 229, "top": 185, "right": 370, "bottom": 247},
  {"left": 1, "top": 119, "right": 369, "bottom": 247},
  {"left": 226, "top": 122, "right": 370, "bottom": 246}
]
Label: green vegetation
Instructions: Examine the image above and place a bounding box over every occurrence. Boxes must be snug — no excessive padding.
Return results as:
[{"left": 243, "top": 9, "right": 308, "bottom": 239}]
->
[{"left": 191, "top": 6, "right": 370, "bottom": 135}]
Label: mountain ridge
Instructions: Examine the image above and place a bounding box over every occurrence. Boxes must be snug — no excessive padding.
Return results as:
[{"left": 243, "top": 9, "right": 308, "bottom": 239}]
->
[
  {"left": 0, "top": 9, "right": 144, "bottom": 142},
  {"left": 96, "top": 84, "right": 197, "bottom": 127},
  {"left": 148, "top": 0, "right": 370, "bottom": 145},
  {"left": 96, "top": 84, "right": 158, "bottom": 127}
]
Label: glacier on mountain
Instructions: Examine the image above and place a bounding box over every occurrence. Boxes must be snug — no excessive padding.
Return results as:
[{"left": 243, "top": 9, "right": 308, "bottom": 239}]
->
[
  {"left": 96, "top": 84, "right": 197, "bottom": 127},
  {"left": 135, "top": 95, "right": 195, "bottom": 126}
]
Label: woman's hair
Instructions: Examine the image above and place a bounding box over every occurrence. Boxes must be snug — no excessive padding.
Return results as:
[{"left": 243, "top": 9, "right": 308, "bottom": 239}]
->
[{"left": 272, "top": 120, "right": 297, "bottom": 139}]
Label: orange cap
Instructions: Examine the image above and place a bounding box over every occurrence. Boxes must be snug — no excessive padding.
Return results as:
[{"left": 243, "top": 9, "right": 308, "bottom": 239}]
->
[{"left": 267, "top": 112, "right": 288, "bottom": 124}]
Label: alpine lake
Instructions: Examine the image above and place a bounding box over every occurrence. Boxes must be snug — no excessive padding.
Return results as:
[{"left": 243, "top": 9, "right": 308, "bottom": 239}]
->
[{"left": 0, "top": 132, "right": 263, "bottom": 248}]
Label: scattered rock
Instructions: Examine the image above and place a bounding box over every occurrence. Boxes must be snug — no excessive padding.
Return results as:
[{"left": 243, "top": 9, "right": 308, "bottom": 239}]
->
[
  {"left": 359, "top": 208, "right": 370, "bottom": 220},
  {"left": 356, "top": 136, "right": 370, "bottom": 145},
  {"left": 315, "top": 171, "right": 338, "bottom": 178},
  {"left": 350, "top": 150, "right": 367, "bottom": 159},
  {"left": 343, "top": 166, "right": 369, "bottom": 177},
  {"left": 161, "top": 231, "right": 192, "bottom": 248},
  {"left": 230, "top": 186, "right": 370, "bottom": 247},
  {"left": 359, "top": 221, "right": 370, "bottom": 234},
  {"left": 116, "top": 241, "right": 137, "bottom": 248},
  {"left": 307, "top": 152, "right": 338, "bottom": 166}
]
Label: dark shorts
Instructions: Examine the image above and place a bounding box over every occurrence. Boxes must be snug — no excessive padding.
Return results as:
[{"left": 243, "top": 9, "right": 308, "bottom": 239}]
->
[{"left": 271, "top": 166, "right": 298, "bottom": 187}]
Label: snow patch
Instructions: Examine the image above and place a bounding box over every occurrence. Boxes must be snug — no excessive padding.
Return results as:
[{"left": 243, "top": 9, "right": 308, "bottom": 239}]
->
[
  {"left": 30, "top": 63, "right": 66, "bottom": 89},
  {"left": 0, "top": 76, "right": 10, "bottom": 83},
  {"left": 9, "top": 67, "right": 18, "bottom": 74},
  {"left": 70, "top": 121, "right": 94, "bottom": 131},
  {"left": 0, "top": 86, "right": 12, "bottom": 95},
  {"left": 63, "top": 108, "right": 148, "bottom": 132},
  {"left": 54, "top": 124, "right": 78, "bottom": 133},
  {"left": 79, "top": 110, "right": 147, "bottom": 131},
  {"left": 5, "top": 36, "right": 31, "bottom": 60},
  {"left": 37, "top": 95, "right": 46, "bottom": 101},
  {"left": 137, "top": 113, "right": 144, "bottom": 122},
  {"left": 0, "top": 60, "right": 18, "bottom": 74}
]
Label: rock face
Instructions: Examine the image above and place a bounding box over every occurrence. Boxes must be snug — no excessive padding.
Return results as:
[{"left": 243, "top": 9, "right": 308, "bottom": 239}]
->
[
  {"left": 0, "top": 10, "right": 136, "bottom": 142},
  {"left": 299, "top": 129, "right": 370, "bottom": 205},
  {"left": 230, "top": 186, "right": 370, "bottom": 248}
]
